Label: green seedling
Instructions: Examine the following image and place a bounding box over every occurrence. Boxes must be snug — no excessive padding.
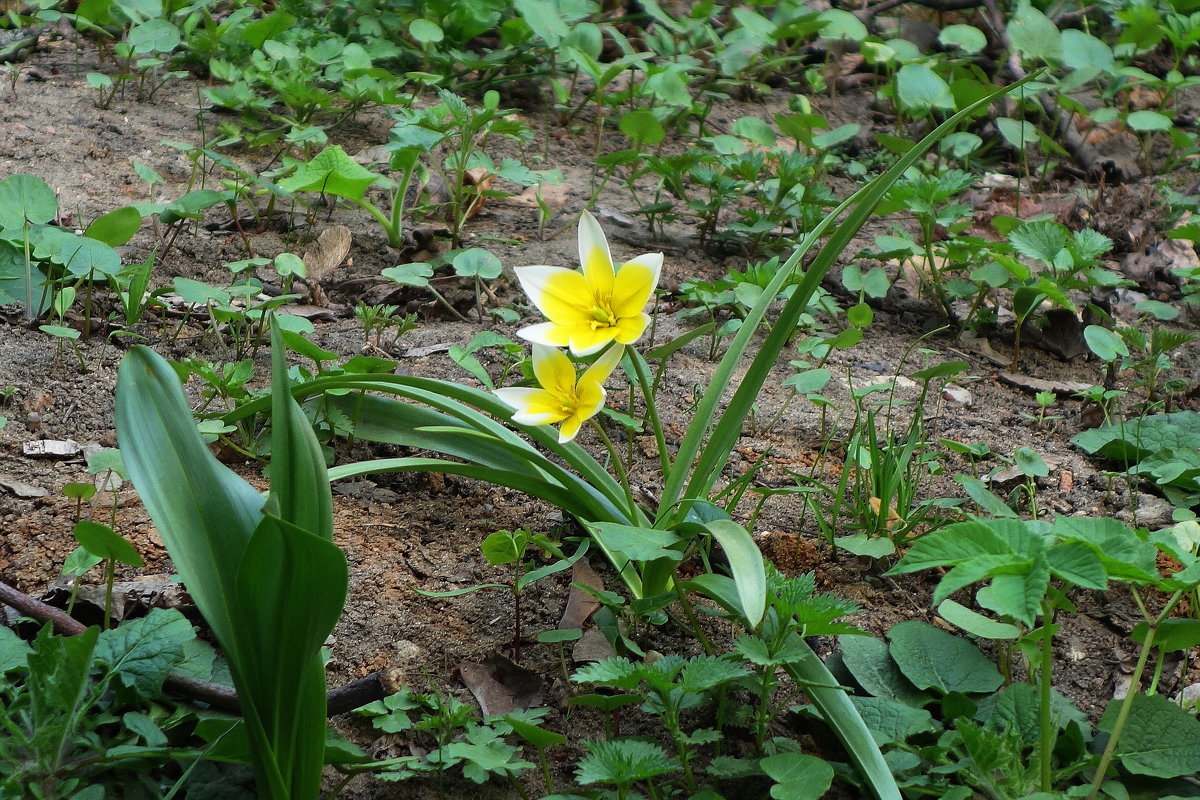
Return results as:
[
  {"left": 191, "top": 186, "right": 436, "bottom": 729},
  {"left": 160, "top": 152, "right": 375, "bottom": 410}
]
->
[
  {"left": 72, "top": 520, "right": 144, "bottom": 630},
  {"left": 354, "top": 302, "right": 417, "bottom": 350},
  {"left": 416, "top": 528, "right": 584, "bottom": 663}
]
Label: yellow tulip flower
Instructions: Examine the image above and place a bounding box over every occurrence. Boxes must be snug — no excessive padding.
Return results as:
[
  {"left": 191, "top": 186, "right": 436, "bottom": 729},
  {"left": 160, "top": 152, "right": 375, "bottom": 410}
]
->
[
  {"left": 495, "top": 343, "right": 624, "bottom": 443},
  {"left": 515, "top": 211, "right": 663, "bottom": 356}
]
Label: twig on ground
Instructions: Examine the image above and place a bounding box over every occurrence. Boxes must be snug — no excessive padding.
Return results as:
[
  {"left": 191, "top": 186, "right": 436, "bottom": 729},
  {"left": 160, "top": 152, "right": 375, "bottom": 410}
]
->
[{"left": 0, "top": 578, "right": 402, "bottom": 716}]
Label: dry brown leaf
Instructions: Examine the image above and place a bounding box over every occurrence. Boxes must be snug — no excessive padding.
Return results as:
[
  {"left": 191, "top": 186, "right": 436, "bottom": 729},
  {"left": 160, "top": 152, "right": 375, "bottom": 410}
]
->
[
  {"left": 559, "top": 559, "right": 604, "bottom": 630},
  {"left": 301, "top": 225, "right": 351, "bottom": 282}
]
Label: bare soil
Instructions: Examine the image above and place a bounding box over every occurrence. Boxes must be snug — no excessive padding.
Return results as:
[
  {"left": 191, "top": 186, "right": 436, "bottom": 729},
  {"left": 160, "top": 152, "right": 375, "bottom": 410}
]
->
[{"left": 2, "top": 32, "right": 1199, "bottom": 799}]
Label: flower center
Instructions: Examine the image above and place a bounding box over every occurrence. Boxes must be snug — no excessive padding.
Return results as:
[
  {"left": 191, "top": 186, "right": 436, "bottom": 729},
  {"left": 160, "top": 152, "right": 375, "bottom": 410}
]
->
[{"left": 589, "top": 298, "right": 617, "bottom": 328}]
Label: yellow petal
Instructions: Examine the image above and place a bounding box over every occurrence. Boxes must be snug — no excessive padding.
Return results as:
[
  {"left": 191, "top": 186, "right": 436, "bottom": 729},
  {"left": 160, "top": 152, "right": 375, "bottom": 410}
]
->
[
  {"left": 517, "top": 266, "right": 592, "bottom": 327},
  {"left": 577, "top": 211, "right": 614, "bottom": 293},
  {"left": 531, "top": 344, "right": 576, "bottom": 397},
  {"left": 558, "top": 415, "right": 585, "bottom": 443},
  {"left": 494, "top": 387, "right": 567, "bottom": 425},
  {"left": 516, "top": 320, "right": 571, "bottom": 349},
  {"left": 580, "top": 343, "right": 624, "bottom": 389},
  {"left": 569, "top": 325, "right": 619, "bottom": 357},
  {"left": 611, "top": 254, "right": 662, "bottom": 317},
  {"left": 613, "top": 313, "right": 649, "bottom": 346}
]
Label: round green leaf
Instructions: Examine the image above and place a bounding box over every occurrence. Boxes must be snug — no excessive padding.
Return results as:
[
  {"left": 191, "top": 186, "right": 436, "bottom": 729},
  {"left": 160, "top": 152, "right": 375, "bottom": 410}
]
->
[
  {"left": 274, "top": 252, "right": 307, "bottom": 279},
  {"left": 84, "top": 206, "right": 142, "bottom": 247},
  {"left": 939, "top": 24, "right": 987, "bottom": 54},
  {"left": 409, "top": 18, "right": 444, "bottom": 44},
  {"left": 1126, "top": 110, "right": 1172, "bottom": 132},
  {"left": 895, "top": 63, "right": 956, "bottom": 114},
  {"left": 817, "top": 8, "right": 867, "bottom": 41},
  {"left": 0, "top": 174, "right": 58, "bottom": 228},
  {"left": 451, "top": 248, "right": 502, "bottom": 279},
  {"left": 619, "top": 110, "right": 665, "bottom": 146},
  {"left": 1013, "top": 446, "right": 1049, "bottom": 477},
  {"left": 128, "top": 18, "right": 181, "bottom": 54},
  {"left": 74, "top": 520, "right": 144, "bottom": 566}
]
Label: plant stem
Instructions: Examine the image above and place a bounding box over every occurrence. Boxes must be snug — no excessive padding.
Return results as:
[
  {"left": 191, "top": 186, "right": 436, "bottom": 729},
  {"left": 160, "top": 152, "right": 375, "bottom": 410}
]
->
[
  {"left": 589, "top": 418, "right": 638, "bottom": 523},
  {"left": 1086, "top": 588, "right": 1185, "bottom": 800},
  {"left": 1037, "top": 600, "right": 1055, "bottom": 793},
  {"left": 628, "top": 350, "right": 670, "bottom": 479}
]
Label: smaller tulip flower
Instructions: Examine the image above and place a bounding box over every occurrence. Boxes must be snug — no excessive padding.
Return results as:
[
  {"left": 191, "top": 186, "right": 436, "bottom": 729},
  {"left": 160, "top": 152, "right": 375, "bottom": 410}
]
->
[
  {"left": 495, "top": 343, "right": 624, "bottom": 444},
  {"left": 515, "top": 211, "right": 663, "bottom": 356}
]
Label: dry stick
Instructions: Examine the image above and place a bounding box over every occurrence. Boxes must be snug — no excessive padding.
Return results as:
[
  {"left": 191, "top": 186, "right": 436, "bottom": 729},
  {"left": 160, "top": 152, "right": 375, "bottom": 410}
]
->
[
  {"left": 0, "top": 578, "right": 402, "bottom": 716},
  {"left": 980, "top": 0, "right": 1137, "bottom": 182}
]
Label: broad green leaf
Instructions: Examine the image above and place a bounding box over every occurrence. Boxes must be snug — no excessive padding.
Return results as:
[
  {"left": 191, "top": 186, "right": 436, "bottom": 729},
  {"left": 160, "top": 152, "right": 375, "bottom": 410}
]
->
[
  {"left": 977, "top": 682, "right": 1089, "bottom": 746},
  {"left": 1061, "top": 29, "right": 1113, "bottom": 74},
  {"left": 996, "top": 117, "right": 1038, "bottom": 148},
  {"left": 1084, "top": 325, "right": 1128, "bottom": 361},
  {"left": 703, "top": 519, "right": 766, "bottom": 627},
  {"left": 381, "top": 262, "right": 433, "bottom": 287},
  {"left": 939, "top": 24, "right": 987, "bottom": 54},
  {"left": 116, "top": 345, "right": 264, "bottom": 664},
  {"left": 889, "top": 518, "right": 1028, "bottom": 574},
  {"left": 816, "top": 8, "right": 867, "bottom": 40},
  {"left": 587, "top": 523, "right": 684, "bottom": 563},
  {"left": 1046, "top": 540, "right": 1107, "bottom": 589},
  {"left": 1100, "top": 692, "right": 1200, "bottom": 778},
  {"left": 0, "top": 174, "right": 58, "bottom": 229},
  {"left": 1126, "top": 110, "right": 1172, "bottom": 132},
  {"left": 1013, "top": 446, "right": 1049, "bottom": 477},
  {"left": 848, "top": 696, "right": 937, "bottom": 745},
  {"left": 159, "top": 189, "right": 228, "bottom": 224},
  {"left": 838, "top": 634, "right": 929, "bottom": 705},
  {"left": 235, "top": 513, "right": 347, "bottom": 798},
  {"left": 887, "top": 620, "right": 1003, "bottom": 694},
  {"left": 128, "top": 17, "right": 180, "bottom": 53},
  {"left": 895, "top": 64, "right": 955, "bottom": 114},
  {"left": 1131, "top": 618, "right": 1200, "bottom": 652},
  {"left": 936, "top": 599, "right": 1021, "bottom": 639},
  {"left": 761, "top": 752, "right": 834, "bottom": 800},
  {"left": 84, "top": 205, "right": 141, "bottom": 246},
  {"left": 277, "top": 145, "right": 380, "bottom": 201},
  {"left": 1008, "top": 2, "right": 1062, "bottom": 62},
  {"left": 619, "top": 110, "right": 665, "bottom": 146},
  {"left": 451, "top": 248, "right": 502, "bottom": 279},
  {"left": 954, "top": 475, "right": 1020, "bottom": 518},
  {"left": 74, "top": 520, "right": 143, "bottom": 566},
  {"left": 0, "top": 626, "right": 31, "bottom": 673},
  {"left": 94, "top": 608, "right": 193, "bottom": 695}
]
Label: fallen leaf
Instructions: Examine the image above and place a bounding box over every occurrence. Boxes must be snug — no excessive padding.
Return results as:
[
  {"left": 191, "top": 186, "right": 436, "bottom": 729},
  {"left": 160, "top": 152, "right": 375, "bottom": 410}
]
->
[
  {"left": 559, "top": 559, "right": 604, "bottom": 630},
  {"left": 278, "top": 303, "right": 336, "bottom": 320},
  {"left": 302, "top": 225, "right": 352, "bottom": 283},
  {"left": 997, "top": 372, "right": 1092, "bottom": 396},
  {"left": 500, "top": 182, "right": 570, "bottom": 212},
  {"left": 572, "top": 627, "right": 616, "bottom": 663},
  {"left": 457, "top": 651, "right": 544, "bottom": 715}
]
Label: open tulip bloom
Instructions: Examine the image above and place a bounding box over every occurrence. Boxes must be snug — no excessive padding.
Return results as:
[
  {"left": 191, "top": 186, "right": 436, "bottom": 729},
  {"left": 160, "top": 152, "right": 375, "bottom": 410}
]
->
[
  {"left": 514, "top": 210, "right": 663, "bottom": 356},
  {"left": 495, "top": 343, "right": 623, "bottom": 443}
]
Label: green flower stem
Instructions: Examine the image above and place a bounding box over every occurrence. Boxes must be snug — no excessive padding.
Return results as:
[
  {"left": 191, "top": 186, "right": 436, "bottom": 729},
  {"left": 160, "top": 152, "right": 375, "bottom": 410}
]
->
[
  {"left": 589, "top": 417, "right": 639, "bottom": 527},
  {"left": 627, "top": 349, "right": 671, "bottom": 481},
  {"left": 1086, "top": 587, "right": 1185, "bottom": 800}
]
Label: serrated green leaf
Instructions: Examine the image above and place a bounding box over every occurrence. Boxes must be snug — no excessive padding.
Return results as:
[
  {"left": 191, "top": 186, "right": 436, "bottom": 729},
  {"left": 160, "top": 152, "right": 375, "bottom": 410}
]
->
[
  {"left": 95, "top": 608, "right": 193, "bottom": 695},
  {"left": 848, "top": 695, "right": 937, "bottom": 745},
  {"left": 277, "top": 145, "right": 380, "bottom": 201}
]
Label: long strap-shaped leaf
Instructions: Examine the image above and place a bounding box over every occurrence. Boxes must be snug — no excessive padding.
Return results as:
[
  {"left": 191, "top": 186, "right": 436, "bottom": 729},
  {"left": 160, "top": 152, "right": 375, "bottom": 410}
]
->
[
  {"left": 661, "top": 76, "right": 1036, "bottom": 523},
  {"left": 783, "top": 638, "right": 900, "bottom": 800}
]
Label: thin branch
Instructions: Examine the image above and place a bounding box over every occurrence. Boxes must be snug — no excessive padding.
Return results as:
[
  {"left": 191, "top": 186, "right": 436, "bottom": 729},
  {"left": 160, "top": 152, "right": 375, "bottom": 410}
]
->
[{"left": 0, "top": 578, "right": 401, "bottom": 716}]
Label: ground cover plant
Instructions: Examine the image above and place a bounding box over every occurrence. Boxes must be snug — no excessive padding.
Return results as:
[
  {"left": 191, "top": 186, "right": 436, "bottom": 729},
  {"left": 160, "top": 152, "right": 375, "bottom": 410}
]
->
[{"left": 2, "top": 0, "right": 1200, "bottom": 798}]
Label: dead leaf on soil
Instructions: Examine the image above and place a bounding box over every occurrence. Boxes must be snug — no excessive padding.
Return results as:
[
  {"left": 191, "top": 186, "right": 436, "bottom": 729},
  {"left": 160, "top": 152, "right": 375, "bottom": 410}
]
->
[
  {"left": 301, "top": 225, "right": 352, "bottom": 283},
  {"left": 457, "top": 651, "right": 544, "bottom": 715},
  {"left": 499, "top": 182, "right": 569, "bottom": 213},
  {"left": 572, "top": 627, "right": 616, "bottom": 663},
  {"left": 402, "top": 343, "right": 453, "bottom": 358},
  {"left": 0, "top": 474, "right": 48, "bottom": 497},
  {"left": 997, "top": 372, "right": 1092, "bottom": 396},
  {"left": 559, "top": 559, "right": 604, "bottom": 630}
]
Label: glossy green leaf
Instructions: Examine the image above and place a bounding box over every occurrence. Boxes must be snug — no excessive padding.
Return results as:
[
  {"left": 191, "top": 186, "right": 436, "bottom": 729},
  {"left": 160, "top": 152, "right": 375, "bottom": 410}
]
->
[
  {"left": 84, "top": 205, "right": 141, "bottom": 246},
  {"left": 73, "top": 520, "right": 143, "bottom": 566},
  {"left": 703, "top": 519, "right": 766, "bottom": 628},
  {"left": 277, "top": 145, "right": 380, "bottom": 201}
]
